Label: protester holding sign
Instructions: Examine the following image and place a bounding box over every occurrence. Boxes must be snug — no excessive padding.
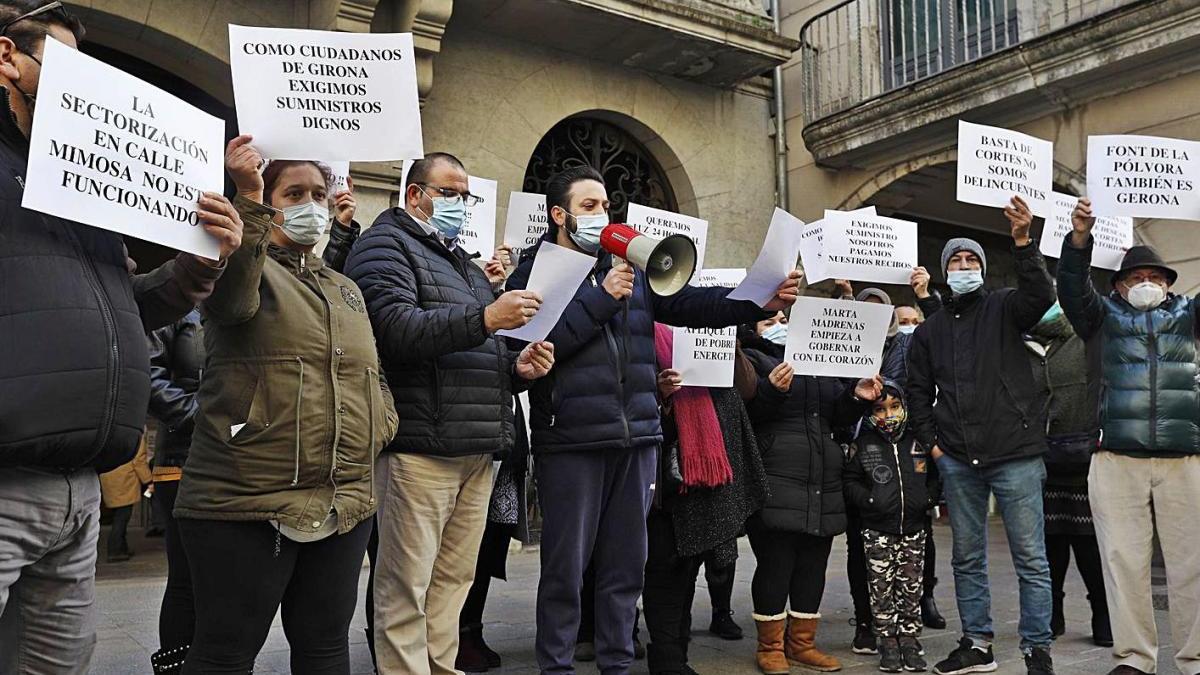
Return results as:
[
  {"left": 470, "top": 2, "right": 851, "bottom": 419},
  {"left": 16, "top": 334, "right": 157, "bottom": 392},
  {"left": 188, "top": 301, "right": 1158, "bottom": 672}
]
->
[
  {"left": 171, "top": 136, "right": 398, "bottom": 673},
  {"left": 1057, "top": 198, "right": 1200, "bottom": 675},
  {"left": 343, "top": 152, "right": 555, "bottom": 675},
  {"left": 642, "top": 323, "right": 767, "bottom": 675},
  {"left": 0, "top": 6, "right": 242, "bottom": 672},
  {"left": 906, "top": 195, "right": 1058, "bottom": 675},
  {"left": 505, "top": 165, "right": 797, "bottom": 675},
  {"left": 740, "top": 318, "right": 882, "bottom": 675}
]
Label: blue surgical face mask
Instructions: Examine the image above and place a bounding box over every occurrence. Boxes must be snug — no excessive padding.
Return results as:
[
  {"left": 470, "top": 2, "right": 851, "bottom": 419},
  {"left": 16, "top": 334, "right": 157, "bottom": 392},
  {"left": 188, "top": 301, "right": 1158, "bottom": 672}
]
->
[
  {"left": 417, "top": 188, "right": 468, "bottom": 241},
  {"left": 897, "top": 324, "right": 918, "bottom": 335},
  {"left": 1037, "top": 302, "right": 1064, "bottom": 326},
  {"left": 761, "top": 322, "right": 788, "bottom": 345},
  {"left": 566, "top": 212, "right": 609, "bottom": 254},
  {"left": 280, "top": 201, "right": 329, "bottom": 246},
  {"left": 947, "top": 269, "right": 984, "bottom": 295}
]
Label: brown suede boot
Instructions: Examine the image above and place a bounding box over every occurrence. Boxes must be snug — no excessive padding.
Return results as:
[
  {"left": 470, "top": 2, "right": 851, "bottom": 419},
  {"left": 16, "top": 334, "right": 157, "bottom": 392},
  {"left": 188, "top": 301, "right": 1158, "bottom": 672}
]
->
[
  {"left": 785, "top": 612, "right": 842, "bottom": 672},
  {"left": 753, "top": 613, "right": 790, "bottom": 675}
]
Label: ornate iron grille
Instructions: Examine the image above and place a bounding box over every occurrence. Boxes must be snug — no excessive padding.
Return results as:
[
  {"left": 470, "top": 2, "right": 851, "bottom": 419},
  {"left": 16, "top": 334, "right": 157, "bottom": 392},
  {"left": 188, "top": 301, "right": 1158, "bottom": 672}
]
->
[{"left": 523, "top": 117, "right": 677, "bottom": 222}]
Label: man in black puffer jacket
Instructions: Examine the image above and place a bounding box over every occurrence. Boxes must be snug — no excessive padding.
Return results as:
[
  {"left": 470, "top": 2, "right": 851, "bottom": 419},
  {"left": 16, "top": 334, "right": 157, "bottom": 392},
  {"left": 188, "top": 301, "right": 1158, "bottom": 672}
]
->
[
  {"left": 0, "top": 6, "right": 241, "bottom": 672},
  {"left": 507, "top": 165, "right": 799, "bottom": 675},
  {"left": 907, "top": 196, "right": 1057, "bottom": 675},
  {"left": 343, "top": 153, "right": 556, "bottom": 674}
]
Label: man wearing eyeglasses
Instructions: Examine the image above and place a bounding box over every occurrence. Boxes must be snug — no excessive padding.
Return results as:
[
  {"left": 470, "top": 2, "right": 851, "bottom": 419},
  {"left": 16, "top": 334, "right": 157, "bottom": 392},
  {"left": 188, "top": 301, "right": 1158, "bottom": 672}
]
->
[
  {"left": 0, "top": 2, "right": 244, "bottom": 673},
  {"left": 343, "top": 153, "right": 556, "bottom": 674}
]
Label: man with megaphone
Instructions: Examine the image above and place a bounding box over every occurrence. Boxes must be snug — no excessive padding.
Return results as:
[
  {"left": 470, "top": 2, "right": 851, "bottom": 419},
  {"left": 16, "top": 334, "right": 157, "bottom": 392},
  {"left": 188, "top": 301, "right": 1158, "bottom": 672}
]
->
[{"left": 507, "top": 166, "right": 800, "bottom": 675}]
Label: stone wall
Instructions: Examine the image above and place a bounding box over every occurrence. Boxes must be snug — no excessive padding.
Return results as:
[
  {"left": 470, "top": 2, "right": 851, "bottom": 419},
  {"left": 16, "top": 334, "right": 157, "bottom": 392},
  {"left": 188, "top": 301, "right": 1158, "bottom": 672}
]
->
[{"left": 416, "top": 23, "right": 780, "bottom": 268}]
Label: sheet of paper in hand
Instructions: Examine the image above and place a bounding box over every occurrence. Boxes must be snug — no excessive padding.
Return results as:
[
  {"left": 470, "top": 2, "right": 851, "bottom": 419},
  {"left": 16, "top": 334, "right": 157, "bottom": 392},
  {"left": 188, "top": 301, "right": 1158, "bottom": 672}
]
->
[
  {"left": 820, "top": 210, "right": 918, "bottom": 285},
  {"left": 625, "top": 203, "right": 709, "bottom": 275},
  {"left": 798, "top": 206, "right": 875, "bottom": 285},
  {"left": 22, "top": 39, "right": 224, "bottom": 259},
  {"left": 498, "top": 242, "right": 596, "bottom": 343},
  {"left": 1087, "top": 134, "right": 1200, "bottom": 221},
  {"left": 785, "top": 297, "right": 893, "bottom": 379},
  {"left": 458, "top": 176, "right": 498, "bottom": 258},
  {"left": 228, "top": 25, "right": 423, "bottom": 162},
  {"left": 672, "top": 268, "right": 748, "bottom": 388},
  {"left": 728, "top": 208, "right": 804, "bottom": 307},
  {"left": 956, "top": 121, "right": 1053, "bottom": 217},
  {"left": 1039, "top": 192, "right": 1133, "bottom": 271}
]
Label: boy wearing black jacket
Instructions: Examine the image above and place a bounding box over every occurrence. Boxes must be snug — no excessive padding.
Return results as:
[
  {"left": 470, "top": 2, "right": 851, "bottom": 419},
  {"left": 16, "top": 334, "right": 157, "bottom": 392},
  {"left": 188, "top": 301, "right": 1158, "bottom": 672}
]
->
[{"left": 845, "top": 381, "right": 940, "bottom": 673}]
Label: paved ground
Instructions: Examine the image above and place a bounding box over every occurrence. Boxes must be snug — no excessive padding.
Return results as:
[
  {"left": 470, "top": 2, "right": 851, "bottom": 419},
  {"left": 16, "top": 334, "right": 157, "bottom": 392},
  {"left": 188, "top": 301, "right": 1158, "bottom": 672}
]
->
[{"left": 92, "top": 517, "right": 1182, "bottom": 674}]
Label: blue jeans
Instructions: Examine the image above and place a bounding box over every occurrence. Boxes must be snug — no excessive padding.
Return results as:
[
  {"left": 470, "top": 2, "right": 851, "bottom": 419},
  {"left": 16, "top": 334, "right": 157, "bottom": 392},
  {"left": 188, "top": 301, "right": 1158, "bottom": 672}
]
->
[{"left": 936, "top": 453, "right": 1053, "bottom": 650}]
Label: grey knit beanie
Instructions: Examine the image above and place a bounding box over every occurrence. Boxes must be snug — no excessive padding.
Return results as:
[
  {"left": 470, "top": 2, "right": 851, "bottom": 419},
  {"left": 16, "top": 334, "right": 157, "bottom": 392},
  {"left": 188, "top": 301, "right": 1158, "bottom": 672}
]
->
[
  {"left": 855, "top": 288, "right": 892, "bottom": 305},
  {"left": 941, "top": 238, "right": 987, "bottom": 278}
]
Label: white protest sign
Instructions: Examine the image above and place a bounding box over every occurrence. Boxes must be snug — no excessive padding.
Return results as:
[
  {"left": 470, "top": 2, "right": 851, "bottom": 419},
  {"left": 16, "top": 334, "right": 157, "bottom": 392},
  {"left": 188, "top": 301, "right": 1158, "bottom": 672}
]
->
[
  {"left": 626, "top": 203, "right": 708, "bottom": 273},
  {"left": 728, "top": 208, "right": 804, "bottom": 307},
  {"left": 800, "top": 206, "right": 877, "bottom": 285},
  {"left": 498, "top": 242, "right": 595, "bottom": 343},
  {"left": 820, "top": 210, "right": 918, "bottom": 285},
  {"left": 1087, "top": 135, "right": 1200, "bottom": 221},
  {"left": 23, "top": 39, "right": 224, "bottom": 259},
  {"left": 785, "top": 297, "right": 893, "bottom": 379},
  {"left": 1039, "top": 192, "right": 1133, "bottom": 270},
  {"left": 460, "top": 175, "right": 498, "bottom": 257},
  {"left": 326, "top": 161, "right": 350, "bottom": 193},
  {"left": 228, "top": 25, "right": 423, "bottom": 162},
  {"left": 503, "top": 191, "right": 549, "bottom": 253},
  {"left": 672, "top": 268, "right": 748, "bottom": 388},
  {"left": 957, "top": 121, "right": 1053, "bottom": 217}
]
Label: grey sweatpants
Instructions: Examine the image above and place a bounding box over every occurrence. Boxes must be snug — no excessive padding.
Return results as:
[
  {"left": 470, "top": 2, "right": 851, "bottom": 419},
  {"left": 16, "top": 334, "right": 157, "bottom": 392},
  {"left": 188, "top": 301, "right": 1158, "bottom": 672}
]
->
[{"left": 0, "top": 467, "right": 101, "bottom": 674}]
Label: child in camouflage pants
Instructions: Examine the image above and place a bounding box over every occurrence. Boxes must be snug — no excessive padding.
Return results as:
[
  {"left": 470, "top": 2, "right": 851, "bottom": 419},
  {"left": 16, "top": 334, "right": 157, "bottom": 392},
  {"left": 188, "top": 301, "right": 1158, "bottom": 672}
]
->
[{"left": 844, "top": 381, "right": 939, "bottom": 673}]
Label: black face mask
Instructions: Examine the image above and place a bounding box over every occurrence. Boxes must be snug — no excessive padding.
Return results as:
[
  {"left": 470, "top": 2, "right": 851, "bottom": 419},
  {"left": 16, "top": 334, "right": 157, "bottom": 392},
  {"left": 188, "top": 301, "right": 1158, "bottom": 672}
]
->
[{"left": 11, "top": 51, "right": 40, "bottom": 111}]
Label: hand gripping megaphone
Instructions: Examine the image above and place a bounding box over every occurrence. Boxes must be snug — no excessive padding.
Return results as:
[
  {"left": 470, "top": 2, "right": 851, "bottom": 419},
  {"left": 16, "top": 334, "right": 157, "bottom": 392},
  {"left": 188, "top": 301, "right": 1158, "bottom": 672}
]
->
[{"left": 599, "top": 223, "right": 698, "bottom": 296}]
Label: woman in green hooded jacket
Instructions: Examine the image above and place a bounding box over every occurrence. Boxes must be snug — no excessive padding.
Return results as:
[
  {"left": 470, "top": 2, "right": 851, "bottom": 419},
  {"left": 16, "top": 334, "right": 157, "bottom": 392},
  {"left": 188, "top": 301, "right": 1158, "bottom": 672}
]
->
[{"left": 172, "top": 135, "right": 398, "bottom": 674}]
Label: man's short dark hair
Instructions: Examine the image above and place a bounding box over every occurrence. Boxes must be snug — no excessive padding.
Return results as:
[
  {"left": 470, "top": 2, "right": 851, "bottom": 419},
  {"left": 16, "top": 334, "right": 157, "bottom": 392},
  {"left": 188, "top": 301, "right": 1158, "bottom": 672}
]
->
[
  {"left": 0, "top": 1, "right": 85, "bottom": 55},
  {"left": 406, "top": 152, "right": 465, "bottom": 189},
  {"left": 545, "top": 165, "right": 604, "bottom": 233}
]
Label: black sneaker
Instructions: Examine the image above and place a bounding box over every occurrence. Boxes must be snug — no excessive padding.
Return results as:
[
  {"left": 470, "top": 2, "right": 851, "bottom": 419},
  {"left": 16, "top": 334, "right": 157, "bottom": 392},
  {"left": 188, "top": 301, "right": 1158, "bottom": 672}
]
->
[
  {"left": 709, "top": 610, "right": 744, "bottom": 640},
  {"left": 879, "top": 639, "right": 903, "bottom": 673},
  {"left": 914, "top": 637, "right": 925, "bottom": 656},
  {"left": 1024, "top": 647, "right": 1054, "bottom": 675},
  {"left": 900, "top": 637, "right": 928, "bottom": 672},
  {"left": 933, "top": 638, "right": 997, "bottom": 674},
  {"left": 853, "top": 622, "right": 879, "bottom": 655}
]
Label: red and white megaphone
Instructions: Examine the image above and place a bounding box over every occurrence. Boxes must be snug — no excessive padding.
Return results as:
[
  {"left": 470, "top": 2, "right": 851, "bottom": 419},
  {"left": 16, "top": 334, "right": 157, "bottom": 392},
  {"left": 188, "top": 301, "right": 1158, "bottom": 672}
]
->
[{"left": 600, "top": 223, "right": 698, "bottom": 296}]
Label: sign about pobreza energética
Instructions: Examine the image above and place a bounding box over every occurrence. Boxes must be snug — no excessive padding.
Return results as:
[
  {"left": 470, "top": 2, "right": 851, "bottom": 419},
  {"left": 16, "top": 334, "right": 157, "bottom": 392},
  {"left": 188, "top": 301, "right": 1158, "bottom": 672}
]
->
[
  {"left": 22, "top": 38, "right": 224, "bottom": 259},
  {"left": 228, "top": 25, "right": 423, "bottom": 162},
  {"left": 672, "top": 268, "right": 748, "bottom": 388}
]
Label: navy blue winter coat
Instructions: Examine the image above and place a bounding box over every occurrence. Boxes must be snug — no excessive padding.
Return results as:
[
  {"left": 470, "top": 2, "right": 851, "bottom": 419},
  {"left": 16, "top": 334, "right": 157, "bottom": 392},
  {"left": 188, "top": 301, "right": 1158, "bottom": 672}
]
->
[{"left": 506, "top": 235, "right": 767, "bottom": 455}]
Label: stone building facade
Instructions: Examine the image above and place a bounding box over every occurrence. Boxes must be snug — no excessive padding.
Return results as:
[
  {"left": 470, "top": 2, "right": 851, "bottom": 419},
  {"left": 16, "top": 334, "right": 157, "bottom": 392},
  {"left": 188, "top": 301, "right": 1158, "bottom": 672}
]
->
[
  {"left": 780, "top": 0, "right": 1200, "bottom": 300},
  {"left": 69, "top": 0, "right": 796, "bottom": 269}
]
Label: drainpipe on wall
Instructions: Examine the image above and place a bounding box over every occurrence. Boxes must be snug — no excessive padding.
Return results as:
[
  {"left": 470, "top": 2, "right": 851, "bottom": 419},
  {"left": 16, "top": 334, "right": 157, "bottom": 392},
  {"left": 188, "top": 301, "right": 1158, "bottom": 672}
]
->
[{"left": 770, "top": 0, "right": 789, "bottom": 209}]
